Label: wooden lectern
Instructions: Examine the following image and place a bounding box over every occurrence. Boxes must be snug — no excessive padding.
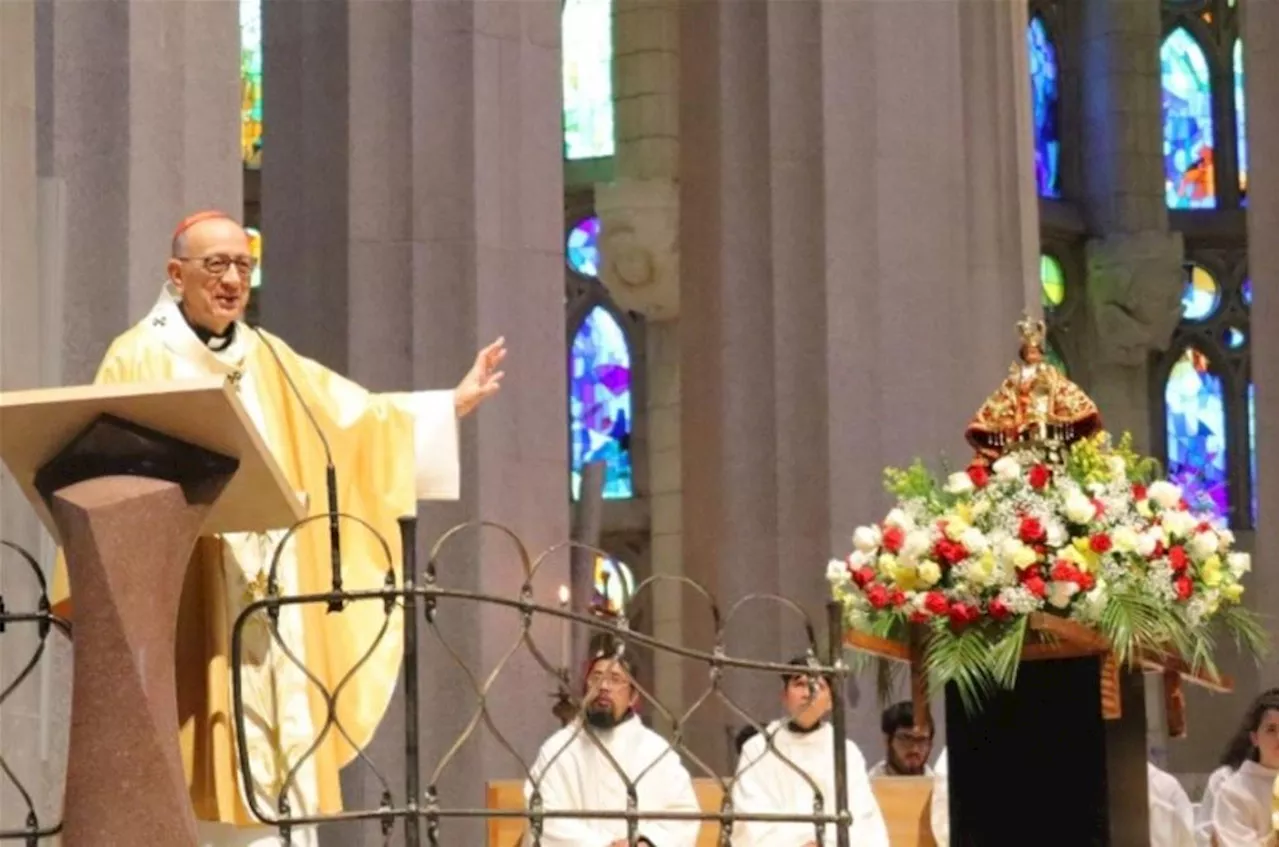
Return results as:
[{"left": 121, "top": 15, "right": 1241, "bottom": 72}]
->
[{"left": 0, "top": 377, "right": 304, "bottom": 846}]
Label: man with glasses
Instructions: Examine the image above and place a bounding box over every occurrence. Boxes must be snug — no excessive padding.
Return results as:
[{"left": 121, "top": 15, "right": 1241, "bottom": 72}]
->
[
  {"left": 524, "top": 646, "right": 700, "bottom": 847},
  {"left": 51, "top": 210, "right": 506, "bottom": 847},
  {"left": 867, "top": 701, "right": 936, "bottom": 778}
]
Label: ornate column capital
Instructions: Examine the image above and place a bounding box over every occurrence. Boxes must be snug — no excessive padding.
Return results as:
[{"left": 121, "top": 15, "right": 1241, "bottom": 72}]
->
[
  {"left": 1085, "top": 231, "right": 1185, "bottom": 367},
  {"left": 595, "top": 178, "right": 680, "bottom": 321}
]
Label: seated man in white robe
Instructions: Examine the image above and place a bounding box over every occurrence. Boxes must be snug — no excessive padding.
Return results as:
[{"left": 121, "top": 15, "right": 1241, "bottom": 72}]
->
[
  {"left": 730, "top": 657, "right": 889, "bottom": 847},
  {"left": 1149, "top": 761, "right": 1196, "bottom": 847},
  {"left": 866, "top": 700, "right": 935, "bottom": 778},
  {"left": 524, "top": 649, "right": 700, "bottom": 847}
]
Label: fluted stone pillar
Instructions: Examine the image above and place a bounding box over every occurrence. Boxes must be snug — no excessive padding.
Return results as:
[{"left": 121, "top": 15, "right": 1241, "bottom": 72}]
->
[
  {"left": 261, "top": 2, "right": 567, "bottom": 843},
  {"left": 679, "top": 0, "right": 1040, "bottom": 769}
]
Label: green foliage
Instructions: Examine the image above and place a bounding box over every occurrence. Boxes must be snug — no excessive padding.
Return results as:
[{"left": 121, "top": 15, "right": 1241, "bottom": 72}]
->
[
  {"left": 882, "top": 459, "right": 955, "bottom": 513},
  {"left": 1112, "top": 432, "right": 1162, "bottom": 483}
]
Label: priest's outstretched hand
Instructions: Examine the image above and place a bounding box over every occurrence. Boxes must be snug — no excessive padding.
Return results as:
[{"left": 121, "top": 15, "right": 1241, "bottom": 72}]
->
[{"left": 455, "top": 337, "right": 507, "bottom": 417}]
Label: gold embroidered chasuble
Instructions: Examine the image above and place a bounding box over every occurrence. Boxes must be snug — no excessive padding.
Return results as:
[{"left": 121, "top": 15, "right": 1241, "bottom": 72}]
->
[{"left": 50, "top": 286, "right": 459, "bottom": 826}]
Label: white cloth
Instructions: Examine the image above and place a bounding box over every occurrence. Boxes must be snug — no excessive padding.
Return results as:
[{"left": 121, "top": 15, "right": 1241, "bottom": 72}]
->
[
  {"left": 730, "top": 720, "right": 889, "bottom": 847},
  {"left": 930, "top": 749, "right": 949, "bottom": 847},
  {"left": 1211, "top": 760, "right": 1278, "bottom": 846},
  {"left": 1149, "top": 762, "right": 1196, "bottom": 847},
  {"left": 524, "top": 714, "right": 700, "bottom": 847},
  {"left": 867, "top": 759, "right": 934, "bottom": 778},
  {"left": 197, "top": 821, "right": 316, "bottom": 847},
  {"left": 1199, "top": 766, "right": 1238, "bottom": 847}
]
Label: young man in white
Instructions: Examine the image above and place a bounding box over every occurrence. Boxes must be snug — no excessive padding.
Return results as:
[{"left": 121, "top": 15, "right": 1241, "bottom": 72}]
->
[
  {"left": 524, "top": 651, "right": 700, "bottom": 847},
  {"left": 730, "top": 658, "right": 889, "bottom": 847}
]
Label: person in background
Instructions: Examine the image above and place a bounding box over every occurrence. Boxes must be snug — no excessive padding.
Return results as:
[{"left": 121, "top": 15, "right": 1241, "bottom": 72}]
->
[
  {"left": 1199, "top": 690, "right": 1280, "bottom": 847},
  {"left": 867, "top": 701, "right": 935, "bottom": 777},
  {"left": 1149, "top": 760, "right": 1196, "bottom": 847},
  {"left": 1213, "top": 690, "right": 1280, "bottom": 846}
]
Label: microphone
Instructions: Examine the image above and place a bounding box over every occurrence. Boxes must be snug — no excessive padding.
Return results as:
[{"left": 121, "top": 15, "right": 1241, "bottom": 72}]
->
[{"left": 251, "top": 326, "right": 345, "bottom": 612}]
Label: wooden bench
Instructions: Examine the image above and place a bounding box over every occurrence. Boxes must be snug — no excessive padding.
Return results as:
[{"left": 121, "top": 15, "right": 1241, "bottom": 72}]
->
[{"left": 485, "top": 776, "right": 937, "bottom": 846}]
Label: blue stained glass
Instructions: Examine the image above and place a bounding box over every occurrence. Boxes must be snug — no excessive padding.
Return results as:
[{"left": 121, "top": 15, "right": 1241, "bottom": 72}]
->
[
  {"left": 1027, "top": 18, "right": 1061, "bottom": 198},
  {"left": 1161, "top": 29, "right": 1215, "bottom": 209},
  {"left": 1182, "top": 265, "right": 1220, "bottom": 321},
  {"left": 1234, "top": 39, "right": 1247, "bottom": 201},
  {"left": 593, "top": 555, "right": 636, "bottom": 615},
  {"left": 240, "top": 0, "right": 262, "bottom": 168},
  {"left": 570, "top": 306, "right": 633, "bottom": 499},
  {"left": 1223, "top": 327, "right": 1246, "bottom": 349},
  {"left": 1249, "top": 382, "right": 1257, "bottom": 526},
  {"left": 1242, "top": 278, "right": 1252, "bottom": 307},
  {"left": 562, "top": 0, "right": 615, "bottom": 160},
  {"left": 567, "top": 216, "right": 601, "bottom": 278},
  {"left": 1165, "top": 348, "right": 1229, "bottom": 522}
]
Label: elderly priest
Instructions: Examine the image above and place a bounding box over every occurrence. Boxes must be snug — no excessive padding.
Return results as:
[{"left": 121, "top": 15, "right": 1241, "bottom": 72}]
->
[{"left": 51, "top": 210, "right": 506, "bottom": 847}]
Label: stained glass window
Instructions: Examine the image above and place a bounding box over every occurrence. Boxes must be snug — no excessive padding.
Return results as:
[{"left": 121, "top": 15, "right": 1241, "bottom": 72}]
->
[
  {"left": 570, "top": 306, "right": 633, "bottom": 499},
  {"left": 567, "top": 216, "right": 602, "bottom": 278},
  {"left": 1165, "top": 348, "right": 1229, "bottom": 522},
  {"left": 562, "top": 0, "right": 614, "bottom": 160},
  {"left": 1241, "top": 277, "right": 1252, "bottom": 307},
  {"left": 1181, "top": 264, "right": 1220, "bottom": 321},
  {"left": 1223, "top": 327, "right": 1246, "bottom": 349},
  {"left": 1248, "top": 382, "right": 1256, "bottom": 526},
  {"left": 1161, "top": 29, "right": 1215, "bottom": 209},
  {"left": 245, "top": 227, "right": 262, "bottom": 289},
  {"left": 593, "top": 555, "right": 636, "bottom": 616},
  {"left": 1027, "top": 18, "right": 1061, "bottom": 198},
  {"left": 1234, "top": 39, "right": 1247, "bottom": 200},
  {"left": 1041, "top": 254, "right": 1065, "bottom": 309},
  {"left": 240, "top": 0, "right": 263, "bottom": 169}
]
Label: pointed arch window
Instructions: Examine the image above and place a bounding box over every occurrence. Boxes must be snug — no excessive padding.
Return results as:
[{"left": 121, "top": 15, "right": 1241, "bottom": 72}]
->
[
  {"left": 562, "top": 0, "right": 615, "bottom": 160},
  {"left": 570, "top": 306, "right": 634, "bottom": 499},
  {"left": 1164, "top": 347, "right": 1229, "bottom": 521},
  {"left": 1160, "top": 28, "right": 1215, "bottom": 209},
  {"left": 1027, "top": 17, "right": 1061, "bottom": 199},
  {"left": 240, "top": 0, "right": 263, "bottom": 168},
  {"left": 1233, "top": 39, "right": 1247, "bottom": 200}
]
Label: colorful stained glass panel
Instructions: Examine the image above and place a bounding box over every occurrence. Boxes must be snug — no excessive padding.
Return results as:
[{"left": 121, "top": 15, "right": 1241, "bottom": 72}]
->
[
  {"left": 1027, "top": 18, "right": 1061, "bottom": 198},
  {"left": 570, "top": 306, "right": 633, "bottom": 499},
  {"left": 1242, "top": 278, "right": 1252, "bottom": 307},
  {"left": 1041, "top": 254, "right": 1065, "bottom": 308},
  {"left": 1164, "top": 348, "right": 1228, "bottom": 523},
  {"left": 562, "top": 0, "right": 615, "bottom": 160},
  {"left": 593, "top": 555, "right": 636, "bottom": 616},
  {"left": 1248, "top": 382, "right": 1256, "bottom": 526},
  {"left": 1223, "top": 327, "right": 1246, "bottom": 349},
  {"left": 1181, "top": 265, "right": 1219, "bottom": 321},
  {"left": 1161, "top": 29, "right": 1215, "bottom": 209},
  {"left": 567, "top": 216, "right": 601, "bottom": 278},
  {"left": 240, "top": 0, "right": 262, "bottom": 168},
  {"left": 245, "top": 227, "right": 262, "bottom": 289},
  {"left": 1234, "top": 39, "right": 1247, "bottom": 200}
]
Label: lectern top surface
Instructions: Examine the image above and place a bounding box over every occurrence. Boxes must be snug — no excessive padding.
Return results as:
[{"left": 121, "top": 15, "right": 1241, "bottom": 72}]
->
[{"left": 0, "top": 377, "right": 306, "bottom": 539}]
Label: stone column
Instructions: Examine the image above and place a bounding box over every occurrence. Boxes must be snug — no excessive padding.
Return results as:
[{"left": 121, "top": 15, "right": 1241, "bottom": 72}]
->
[
  {"left": 678, "top": 0, "right": 1040, "bottom": 769},
  {"left": 262, "top": 2, "right": 568, "bottom": 843}
]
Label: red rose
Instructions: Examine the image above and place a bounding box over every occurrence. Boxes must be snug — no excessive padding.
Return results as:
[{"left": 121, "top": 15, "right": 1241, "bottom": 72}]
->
[
  {"left": 866, "top": 584, "right": 890, "bottom": 609},
  {"left": 933, "top": 539, "right": 969, "bottom": 566},
  {"left": 889, "top": 589, "right": 907, "bottom": 607},
  {"left": 1023, "top": 576, "right": 1047, "bottom": 598},
  {"left": 1195, "top": 521, "right": 1212, "bottom": 534},
  {"left": 1168, "top": 546, "right": 1188, "bottom": 573},
  {"left": 967, "top": 464, "right": 990, "bottom": 488},
  {"left": 1028, "top": 465, "right": 1051, "bottom": 490},
  {"left": 1132, "top": 483, "right": 1148, "bottom": 501},
  {"left": 1050, "top": 560, "right": 1079, "bottom": 583},
  {"left": 924, "top": 591, "right": 950, "bottom": 616},
  {"left": 1173, "top": 575, "right": 1193, "bottom": 601},
  {"left": 852, "top": 565, "right": 876, "bottom": 587},
  {"left": 1177, "top": 500, "right": 1189, "bottom": 511},
  {"left": 1091, "top": 499, "right": 1107, "bottom": 519},
  {"left": 948, "top": 602, "right": 978, "bottom": 629},
  {"left": 1019, "top": 517, "right": 1046, "bottom": 543},
  {"left": 1089, "top": 533, "right": 1112, "bottom": 554},
  {"left": 882, "top": 525, "right": 905, "bottom": 554},
  {"left": 1078, "top": 572, "right": 1096, "bottom": 591},
  {"left": 988, "top": 599, "right": 1010, "bottom": 620},
  {"left": 909, "top": 610, "right": 931, "bottom": 624},
  {"left": 1152, "top": 540, "right": 1167, "bottom": 559}
]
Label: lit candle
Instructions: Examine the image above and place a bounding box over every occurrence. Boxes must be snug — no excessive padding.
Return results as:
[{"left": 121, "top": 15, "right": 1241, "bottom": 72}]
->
[{"left": 558, "top": 584, "right": 571, "bottom": 671}]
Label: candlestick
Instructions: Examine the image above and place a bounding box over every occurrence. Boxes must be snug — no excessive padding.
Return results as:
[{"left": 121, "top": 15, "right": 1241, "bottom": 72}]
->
[{"left": 557, "top": 584, "right": 570, "bottom": 672}]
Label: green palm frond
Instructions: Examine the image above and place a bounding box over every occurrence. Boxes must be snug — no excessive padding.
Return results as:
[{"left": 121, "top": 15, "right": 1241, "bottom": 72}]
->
[
  {"left": 923, "top": 622, "right": 1003, "bottom": 716},
  {"left": 987, "top": 616, "right": 1029, "bottom": 690},
  {"left": 1096, "top": 590, "right": 1170, "bottom": 667}
]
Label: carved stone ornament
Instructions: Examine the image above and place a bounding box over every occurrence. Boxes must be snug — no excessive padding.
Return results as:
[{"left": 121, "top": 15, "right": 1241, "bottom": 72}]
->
[
  {"left": 594, "top": 178, "right": 680, "bottom": 321},
  {"left": 1085, "top": 231, "right": 1185, "bottom": 367}
]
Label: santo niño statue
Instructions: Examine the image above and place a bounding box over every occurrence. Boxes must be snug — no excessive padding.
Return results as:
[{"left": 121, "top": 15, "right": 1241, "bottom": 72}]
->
[{"left": 964, "top": 315, "right": 1102, "bottom": 463}]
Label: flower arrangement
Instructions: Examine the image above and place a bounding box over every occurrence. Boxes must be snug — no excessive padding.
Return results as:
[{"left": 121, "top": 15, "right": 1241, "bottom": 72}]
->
[{"left": 829, "top": 431, "right": 1266, "bottom": 710}]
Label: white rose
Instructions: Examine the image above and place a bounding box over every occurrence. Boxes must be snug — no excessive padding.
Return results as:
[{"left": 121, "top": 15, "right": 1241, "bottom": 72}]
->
[
  {"left": 1189, "top": 531, "right": 1219, "bottom": 561},
  {"left": 1147, "top": 480, "right": 1183, "bottom": 510},
  {"left": 1218, "top": 529, "right": 1236, "bottom": 552},
  {"left": 946, "top": 472, "right": 974, "bottom": 494},
  {"left": 1044, "top": 521, "right": 1068, "bottom": 549},
  {"left": 1137, "top": 530, "right": 1161, "bottom": 558},
  {"left": 1047, "top": 580, "right": 1080, "bottom": 609},
  {"left": 1107, "top": 456, "right": 1128, "bottom": 479},
  {"left": 848, "top": 550, "right": 872, "bottom": 569},
  {"left": 827, "top": 559, "right": 851, "bottom": 585},
  {"left": 885, "top": 508, "right": 915, "bottom": 530},
  {"left": 1111, "top": 526, "right": 1140, "bottom": 554},
  {"left": 998, "top": 537, "right": 1024, "bottom": 564},
  {"left": 852, "top": 526, "right": 882, "bottom": 553},
  {"left": 917, "top": 561, "right": 942, "bottom": 587},
  {"left": 992, "top": 456, "right": 1020, "bottom": 481},
  {"left": 1161, "top": 511, "right": 1197, "bottom": 539},
  {"left": 1064, "top": 491, "right": 1096, "bottom": 525},
  {"left": 961, "top": 527, "right": 989, "bottom": 554},
  {"left": 901, "top": 530, "right": 932, "bottom": 560},
  {"left": 1227, "top": 552, "right": 1252, "bottom": 577}
]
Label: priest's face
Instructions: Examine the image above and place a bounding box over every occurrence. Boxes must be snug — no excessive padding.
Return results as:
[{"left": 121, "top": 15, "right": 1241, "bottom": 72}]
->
[
  {"left": 583, "top": 658, "right": 635, "bottom": 728},
  {"left": 168, "top": 217, "right": 254, "bottom": 334},
  {"left": 782, "top": 673, "right": 831, "bottom": 729}
]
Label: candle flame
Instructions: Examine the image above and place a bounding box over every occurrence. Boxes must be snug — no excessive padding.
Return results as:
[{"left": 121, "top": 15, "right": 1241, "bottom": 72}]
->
[{"left": 558, "top": 585, "right": 570, "bottom": 605}]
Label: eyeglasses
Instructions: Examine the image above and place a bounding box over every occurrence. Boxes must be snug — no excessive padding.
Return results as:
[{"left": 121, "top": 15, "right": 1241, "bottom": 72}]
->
[
  {"left": 586, "top": 672, "right": 631, "bottom": 689},
  {"left": 176, "top": 254, "right": 256, "bottom": 279}
]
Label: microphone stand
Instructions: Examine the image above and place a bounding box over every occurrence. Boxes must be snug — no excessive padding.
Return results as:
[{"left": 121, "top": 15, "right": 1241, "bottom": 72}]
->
[{"left": 252, "top": 326, "right": 345, "bottom": 611}]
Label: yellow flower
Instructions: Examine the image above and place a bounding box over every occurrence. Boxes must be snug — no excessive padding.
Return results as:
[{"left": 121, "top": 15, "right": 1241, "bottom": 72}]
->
[
  {"left": 1012, "top": 545, "right": 1039, "bottom": 571},
  {"left": 892, "top": 563, "right": 920, "bottom": 591},
  {"left": 944, "top": 517, "right": 969, "bottom": 542},
  {"left": 1069, "top": 538, "right": 1100, "bottom": 573},
  {"left": 969, "top": 552, "right": 996, "bottom": 585},
  {"left": 1201, "top": 557, "right": 1223, "bottom": 588},
  {"left": 954, "top": 503, "right": 973, "bottom": 523},
  {"left": 917, "top": 561, "right": 942, "bottom": 587},
  {"left": 878, "top": 553, "right": 898, "bottom": 579},
  {"left": 1137, "top": 500, "right": 1153, "bottom": 519},
  {"left": 1223, "top": 583, "right": 1244, "bottom": 602}
]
